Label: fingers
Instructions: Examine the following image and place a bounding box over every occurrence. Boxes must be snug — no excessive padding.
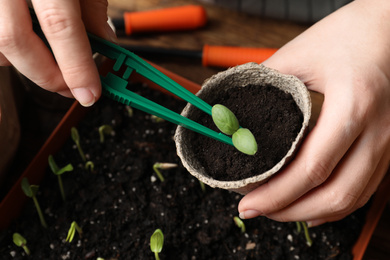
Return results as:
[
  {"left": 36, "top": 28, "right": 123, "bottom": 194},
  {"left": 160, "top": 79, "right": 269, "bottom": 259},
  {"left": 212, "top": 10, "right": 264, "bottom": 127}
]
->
[
  {"left": 238, "top": 93, "right": 363, "bottom": 220},
  {"left": 307, "top": 155, "right": 389, "bottom": 227},
  {"left": 31, "top": 0, "right": 103, "bottom": 106},
  {"left": 242, "top": 121, "right": 389, "bottom": 224},
  {"left": 0, "top": 0, "right": 71, "bottom": 96},
  {"left": 80, "top": 0, "right": 116, "bottom": 42}
]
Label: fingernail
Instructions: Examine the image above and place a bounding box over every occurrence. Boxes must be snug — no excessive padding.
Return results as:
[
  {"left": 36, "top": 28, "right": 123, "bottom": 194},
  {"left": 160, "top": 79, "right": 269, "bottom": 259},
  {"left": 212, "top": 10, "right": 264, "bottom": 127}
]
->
[
  {"left": 239, "top": 210, "right": 262, "bottom": 219},
  {"left": 72, "top": 88, "right": 96, "bottom": 107},
  {"left": 306, "top": 220, "right": 325, "bottom": 228},
  {"left": 104, "top": 22, "right": 117, "bottom": 43}
]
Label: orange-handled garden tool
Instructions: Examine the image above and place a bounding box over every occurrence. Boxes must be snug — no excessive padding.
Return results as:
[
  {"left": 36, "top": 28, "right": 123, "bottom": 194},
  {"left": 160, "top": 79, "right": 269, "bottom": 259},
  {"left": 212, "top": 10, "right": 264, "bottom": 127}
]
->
[
  {"left": 112, "top": 5, "right": 207, "bottom": 35},
  {"left": 202, "top": 45, "right": 277, "bottom": 67},
  {"left": 119, "top": 44, "right": 278, "bottom": 68}
]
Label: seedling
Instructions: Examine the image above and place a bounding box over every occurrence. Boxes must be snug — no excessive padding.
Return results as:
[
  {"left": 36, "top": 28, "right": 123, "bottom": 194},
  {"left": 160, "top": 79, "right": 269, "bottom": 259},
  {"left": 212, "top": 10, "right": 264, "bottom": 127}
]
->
[
  {"left": 48, "top": 155, "right": 73, "bottom": 201},
  {"left": 125, "top": 105, "right": 134, "bottom": 117},
  {"left": 85, "top": 161, "right": 95, "bottom": 173},
  {"left": 150, "top": 229, "right": 164, "bottom": 260},
  {"left": 153, "top": 163, "right": 177, "bottom": 182},
  {"left": 98, "top": 124, "right": 114, "bottom": 143},
  {"left": 66, "top": 221, "right": 83, "bottom": 243},
  {"left": 199, "top": 180, "right": 206, "bottom": 192},
  {"left": 296, "top": 221, "right": 312, "bottom": 247},
  {"left": 233, "top": 216, "right": 246, "bottom": 233},
  {"left": 13, "top": 233, "right": 30, "bottom": 255},
  {"left": 211, "top": 104, "right": 257, "bottom": 155},
  {"left": 151, "top": 115, "right": 165, "bottom": 123},
  {"left": 21, "top": 178, "right": 47, "bottom": 228},
  {"left": 71, "top": 127, "right": 86, "bottom": 162}
]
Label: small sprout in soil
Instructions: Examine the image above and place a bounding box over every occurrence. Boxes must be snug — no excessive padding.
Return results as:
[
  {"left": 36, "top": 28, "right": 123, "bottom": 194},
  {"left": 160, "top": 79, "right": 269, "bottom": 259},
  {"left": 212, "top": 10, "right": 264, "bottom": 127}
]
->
[
  {"left": 153, "top": 163, "right": 178, "bottom": 182},
  {"left": 21, "top": 178, "right": 48, "bottom": 228},
  {"left": 151, "top": 115, "right": 165, "bottom": 123},
  {"left": 48, "top": 155, "right": 74, "bottom": 201},
  {"left": 150, "top": 229, "right": 164, "bottom": 260},
  {"left": 13, "top": 233, "right": 30, "bottom": 255},
  {"left": 85, "top": 161, "right": 95, "bottom": 173},
  {"left": 233, "top": 216, "right": 246, "bottom": 233},
  {"left": 126, "top": 105, "right": 134, "bottom": 117},
  {"left": 211, "top": 104, "right": 257, "bottom": 155},
  {"left": 66, "top": 221, "right": 83, "bottom": 243},
  {"left": 71, "top": 127, "right": 86, "bottom": 162},
  {"left": 98, "top": 124, "right": 114, "bottom": 143},
  {"left": 296, "top": 221, "right": 312, "bottom": 247},
  {"left": 199, "top": 180, "right": 206, "bottom": 192}
]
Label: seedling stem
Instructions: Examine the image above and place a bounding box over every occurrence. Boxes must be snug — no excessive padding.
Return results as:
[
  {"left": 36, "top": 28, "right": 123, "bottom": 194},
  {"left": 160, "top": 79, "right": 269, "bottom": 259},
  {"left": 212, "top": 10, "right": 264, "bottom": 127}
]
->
[
  {"left": 48, "top": 155, "right": 73, "bottom": 201},
  {"left": 21, "top": 178, "right": 47, "bottom": 228},
  {"left": 85, "top": 161, "right": 95, "bottom": 173},
  {"left": 71, "top": 127, "right": 86, "bottom": 162},
  {"left": 98, "top": 125, "right": 114, "bottom": 143},
  {"left": 66, "top": 221, "right": 83, "bottom": 243},
  {"left": 199, "top": 181, "right": 206, "bottom": 192},
  {"left": 153, "top": 163, "right": 177, "bottom": 182},
  {"left": 296, "top": 221, "right": 312, "bottom": 247}
]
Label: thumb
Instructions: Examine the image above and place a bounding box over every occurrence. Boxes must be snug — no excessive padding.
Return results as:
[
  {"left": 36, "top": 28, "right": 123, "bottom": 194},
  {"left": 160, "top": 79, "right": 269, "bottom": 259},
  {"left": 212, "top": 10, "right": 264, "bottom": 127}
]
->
[{"left": 262, "top": 46, "right": 305, "bottom": 78}]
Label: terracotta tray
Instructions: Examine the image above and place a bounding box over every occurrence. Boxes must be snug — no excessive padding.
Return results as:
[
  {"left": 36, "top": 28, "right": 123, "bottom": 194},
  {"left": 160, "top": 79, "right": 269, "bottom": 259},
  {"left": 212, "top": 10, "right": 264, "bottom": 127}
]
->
[{"left": 0, "top": 61, "right": 389, "bottom": 260}]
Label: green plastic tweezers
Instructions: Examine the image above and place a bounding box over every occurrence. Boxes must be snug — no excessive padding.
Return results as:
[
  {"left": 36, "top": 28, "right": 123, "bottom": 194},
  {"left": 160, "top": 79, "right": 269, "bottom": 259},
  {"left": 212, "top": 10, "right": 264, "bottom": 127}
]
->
[
  {"left": 88, "top": 34, "right": 232, "bottom": 145},
  {"left": 30, "top": 9, "right": 232, "bottom": 146}
]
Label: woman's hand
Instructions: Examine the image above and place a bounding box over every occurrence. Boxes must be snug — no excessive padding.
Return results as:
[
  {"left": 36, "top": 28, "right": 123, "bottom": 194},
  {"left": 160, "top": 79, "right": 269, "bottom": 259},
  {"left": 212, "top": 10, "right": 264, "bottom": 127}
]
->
[
  {"left": 0, "top": 0, "right": 116, "bottom": 106},
  {"left": 238, "top": 0, "right": 390, "bottom": 226}
]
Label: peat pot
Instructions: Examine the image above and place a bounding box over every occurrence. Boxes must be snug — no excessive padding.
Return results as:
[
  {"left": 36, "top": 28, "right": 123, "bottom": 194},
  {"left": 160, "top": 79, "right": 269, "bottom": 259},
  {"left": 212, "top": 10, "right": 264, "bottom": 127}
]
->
[{"left": 175, "top": 63, "right": 311, "bottom": 195}]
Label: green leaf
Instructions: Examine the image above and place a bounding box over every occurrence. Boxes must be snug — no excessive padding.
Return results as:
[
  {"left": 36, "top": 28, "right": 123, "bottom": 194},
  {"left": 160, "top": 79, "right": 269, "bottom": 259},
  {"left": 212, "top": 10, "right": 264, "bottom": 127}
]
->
[
  {"left": 21, "top": 178, "right": 32, "bottom": 197},
  {"left": 66, "top": 225, "right": 76, "bottom": 243},
  {"left": 232, "top": 128, "right": 258, "bottom": 155},
  {"left": 150, "top": 229, "right": 164, "bottom": 253},
  {"left": 66, "top": 221, "right": 82, "bottom": 243},
  {"left": 30, "top": 185, "right": 39, "bottom": 197},
  {"left": 211, "top": 104, "right": 239, "bottom": 135},
  {"left": 48, "top": 155, "right": 59, "bottom": 174},
  {"left": 13, "top": 233, "right": 26, "bottom": 247},
  {"left": 49, "top": 155, "right": 73, "bottom": 175},
  {"left": 56, "top": 164, "right": 74, "bottom": 175}
]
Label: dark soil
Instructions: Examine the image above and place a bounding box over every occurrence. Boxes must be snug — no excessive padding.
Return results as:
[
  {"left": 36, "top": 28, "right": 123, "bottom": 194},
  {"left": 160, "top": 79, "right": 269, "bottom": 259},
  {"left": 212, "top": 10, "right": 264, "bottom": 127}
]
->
[
  {"left": 185, "top": 84, "right": 303, "bottom": 181},
  {"left": 0, "top": 83, "right": 367, "bottom": 259}
]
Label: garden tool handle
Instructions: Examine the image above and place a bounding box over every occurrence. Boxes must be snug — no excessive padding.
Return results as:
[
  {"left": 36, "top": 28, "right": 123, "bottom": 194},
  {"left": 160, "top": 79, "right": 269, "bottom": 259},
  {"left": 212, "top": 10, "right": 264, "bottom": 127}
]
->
[
  {"left": 202, "top": 45, "right": 277, "bottom": 67},
  {"left": 115, "top": 5, "right": 207, "bottom": 35}
]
